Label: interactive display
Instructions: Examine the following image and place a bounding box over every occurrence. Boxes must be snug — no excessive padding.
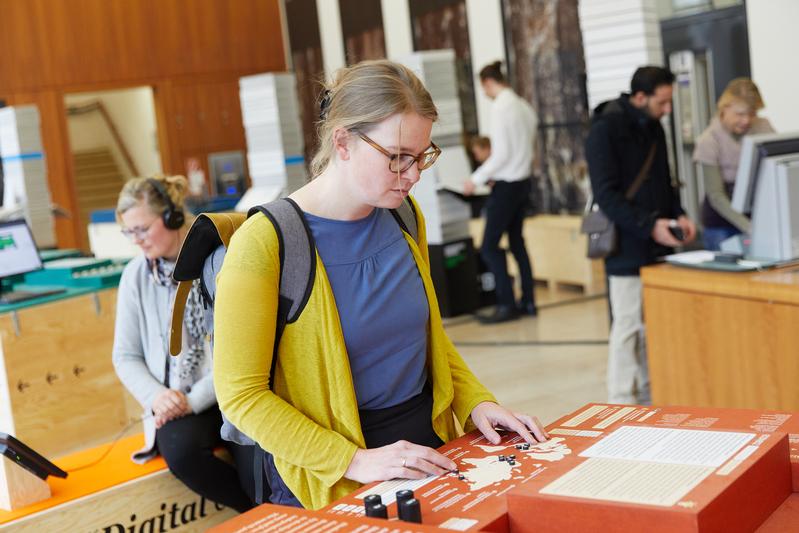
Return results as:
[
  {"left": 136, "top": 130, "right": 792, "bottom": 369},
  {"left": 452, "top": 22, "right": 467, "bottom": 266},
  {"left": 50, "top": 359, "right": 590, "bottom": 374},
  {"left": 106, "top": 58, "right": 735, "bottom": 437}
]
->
[{"left": 0, "top": 219, "right": 41, "bottom": 279}]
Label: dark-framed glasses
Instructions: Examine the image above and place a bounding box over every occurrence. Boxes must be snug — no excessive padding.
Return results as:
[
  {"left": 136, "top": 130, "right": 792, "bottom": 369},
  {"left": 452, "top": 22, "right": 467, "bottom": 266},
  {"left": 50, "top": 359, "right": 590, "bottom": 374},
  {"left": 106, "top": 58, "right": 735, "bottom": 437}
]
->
[
  {"left": 355, "top": 131, "right": 441, "bottom": 173},
  {"left": 121, "top": 220, "right": 156, "bottom": 241}
]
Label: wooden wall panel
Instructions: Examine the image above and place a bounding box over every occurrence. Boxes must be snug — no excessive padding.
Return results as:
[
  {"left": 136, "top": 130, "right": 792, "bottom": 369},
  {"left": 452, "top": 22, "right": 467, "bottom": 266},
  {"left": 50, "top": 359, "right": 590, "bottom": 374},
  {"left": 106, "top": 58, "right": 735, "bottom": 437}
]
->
[
  {"left": 0, "top": 0, "right": 286, "bottom": 249},
  {"left": 0, "top": 0, "right": 285, "bottom": 93}
]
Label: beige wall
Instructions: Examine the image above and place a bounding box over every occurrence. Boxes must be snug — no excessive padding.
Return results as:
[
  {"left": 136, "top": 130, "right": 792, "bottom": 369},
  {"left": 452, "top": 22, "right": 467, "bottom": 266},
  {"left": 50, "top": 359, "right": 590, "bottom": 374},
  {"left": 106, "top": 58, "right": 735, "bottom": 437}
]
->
[
  {"left": 747, "top": 0, "right": 799, "bottom": 132},
  {"left": 65, "top": 87, "right": 162, "bottom": 180}
]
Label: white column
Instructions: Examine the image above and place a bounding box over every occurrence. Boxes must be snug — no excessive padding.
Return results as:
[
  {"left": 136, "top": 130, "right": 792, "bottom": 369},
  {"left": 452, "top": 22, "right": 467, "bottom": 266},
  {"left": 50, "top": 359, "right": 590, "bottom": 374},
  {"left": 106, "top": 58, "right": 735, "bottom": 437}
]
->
[
  {"left": 316, "top": 0, "right": 346, "bottom": 76},
  {"left": 747, "top": 0, "right": 799, "bottom": 131},
  {"left": 381, "top": 0, "right": 414, "bottom": 59},
  {"left": 465, "top": 0, "right": 507, "bottom": 135},
  {"left": 579, "top": 0, "right": 662, "bottom": 111}
]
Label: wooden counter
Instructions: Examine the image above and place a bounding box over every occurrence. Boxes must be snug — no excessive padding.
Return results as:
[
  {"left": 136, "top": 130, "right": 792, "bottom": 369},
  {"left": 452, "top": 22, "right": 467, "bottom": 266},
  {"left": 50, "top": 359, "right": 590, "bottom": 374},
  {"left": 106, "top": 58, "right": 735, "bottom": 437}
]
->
[
  {"left": 641, "top": 264, "right": 799, "bottom": 410},
  {"left": 0, "top": 288, "right": 140, "bottom": 458}
]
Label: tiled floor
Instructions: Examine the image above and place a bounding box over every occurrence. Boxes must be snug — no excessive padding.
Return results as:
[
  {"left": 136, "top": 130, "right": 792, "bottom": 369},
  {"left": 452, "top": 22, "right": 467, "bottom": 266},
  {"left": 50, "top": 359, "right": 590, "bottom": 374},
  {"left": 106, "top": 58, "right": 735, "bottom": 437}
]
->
[{"left": 444, "top": 287, "right": 610, "bottom": 425}]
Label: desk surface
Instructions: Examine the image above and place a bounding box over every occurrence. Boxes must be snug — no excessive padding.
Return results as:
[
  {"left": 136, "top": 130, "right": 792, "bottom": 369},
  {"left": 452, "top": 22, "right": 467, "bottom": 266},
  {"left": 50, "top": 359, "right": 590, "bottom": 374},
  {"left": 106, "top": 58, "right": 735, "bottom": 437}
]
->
[
  {"left": 0, "top": 434, "right": 163, "bottom": 524},
  {"left": 641, "top": 263, "right": 799, "bottom": 305},
  {"left": 0, "top": 285, "right": 105, "bottom": 314}
]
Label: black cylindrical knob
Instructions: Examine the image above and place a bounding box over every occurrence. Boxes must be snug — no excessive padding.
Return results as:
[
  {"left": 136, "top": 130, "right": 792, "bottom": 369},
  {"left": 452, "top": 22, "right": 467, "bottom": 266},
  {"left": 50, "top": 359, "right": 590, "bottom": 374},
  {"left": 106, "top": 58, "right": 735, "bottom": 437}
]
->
[
  {"left": 363, "top": 494, "right": 382, "bottom": 508},
  {"left": 395, "top": 489, "right": 414, "bottom": 508},
  {"left": 365, "top": 502, "right": 388, "bottom": 519},
  {"left": 398, "top": 497, "right": 422, "bottom": 523}
]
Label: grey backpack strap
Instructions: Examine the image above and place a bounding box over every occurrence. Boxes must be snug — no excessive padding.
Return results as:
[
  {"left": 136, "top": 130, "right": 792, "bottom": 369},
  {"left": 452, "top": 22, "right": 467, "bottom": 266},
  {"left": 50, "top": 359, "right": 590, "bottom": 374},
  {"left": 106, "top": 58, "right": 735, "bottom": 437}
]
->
[
  {"left": 390, "top": 197, "right": 419, "bottom": 243},
  {"left": 248, "top": 197, "right": 316, "bottom": 326}
]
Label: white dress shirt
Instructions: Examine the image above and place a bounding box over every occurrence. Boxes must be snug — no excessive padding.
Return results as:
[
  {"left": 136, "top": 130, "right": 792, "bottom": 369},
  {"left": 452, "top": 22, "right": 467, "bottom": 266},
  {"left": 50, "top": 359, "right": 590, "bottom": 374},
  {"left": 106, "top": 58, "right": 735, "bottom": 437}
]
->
[{"left": 470, "top": 88, "right": 538, "bottom": 186}]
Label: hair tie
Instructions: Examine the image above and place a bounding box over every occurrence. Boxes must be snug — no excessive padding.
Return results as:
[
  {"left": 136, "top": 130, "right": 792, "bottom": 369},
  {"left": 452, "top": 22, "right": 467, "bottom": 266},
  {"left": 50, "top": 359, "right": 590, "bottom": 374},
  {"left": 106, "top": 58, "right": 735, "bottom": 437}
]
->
[{"left": 319, "top": 89, "right": 333, "bottom": 120}]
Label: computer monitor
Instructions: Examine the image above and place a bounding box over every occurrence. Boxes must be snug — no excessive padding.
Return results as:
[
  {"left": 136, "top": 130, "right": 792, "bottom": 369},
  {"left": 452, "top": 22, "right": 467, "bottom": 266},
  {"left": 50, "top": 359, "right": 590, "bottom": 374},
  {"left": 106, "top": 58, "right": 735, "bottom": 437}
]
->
[
  {"left": 0, "top": 218, "right": 42, "bottom": 278},
  {"left": 748, "top": 155, "right": 799, "bottom": 260},
  {"left": 731, "top": 131, "right": 799, "bottom": 214},
  {"left": 0, "top": 218, "right": 62, "bottom": 304}
]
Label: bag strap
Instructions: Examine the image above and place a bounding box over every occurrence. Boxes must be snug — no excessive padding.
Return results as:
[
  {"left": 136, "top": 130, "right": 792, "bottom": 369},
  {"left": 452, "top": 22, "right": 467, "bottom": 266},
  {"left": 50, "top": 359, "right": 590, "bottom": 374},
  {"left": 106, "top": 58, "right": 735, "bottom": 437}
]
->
[
  {"left": 389, "top": 197, "right": 419, "bottom": 243},
  {"left": 248, "top": 198, "right": 316, "bottom": 389},
  {"left": 624, "top": 143, "right": 657, "bottom": 201},
  {"left": 169, "top": 212, "right": 247, "bottom": 356}
]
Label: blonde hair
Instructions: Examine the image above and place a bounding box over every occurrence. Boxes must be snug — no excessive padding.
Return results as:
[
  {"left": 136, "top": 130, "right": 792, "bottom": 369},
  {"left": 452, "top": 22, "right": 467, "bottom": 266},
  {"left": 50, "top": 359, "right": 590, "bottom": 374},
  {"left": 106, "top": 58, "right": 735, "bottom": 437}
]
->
[
  {"left": 116, "top": 174, "right": 189, "bottom": 224},
  {"left": 310, "top": 60, "right": 438, "bottom": 178},
  {"left": 717, "top": 78, "right": 765, "bottom": 114}
]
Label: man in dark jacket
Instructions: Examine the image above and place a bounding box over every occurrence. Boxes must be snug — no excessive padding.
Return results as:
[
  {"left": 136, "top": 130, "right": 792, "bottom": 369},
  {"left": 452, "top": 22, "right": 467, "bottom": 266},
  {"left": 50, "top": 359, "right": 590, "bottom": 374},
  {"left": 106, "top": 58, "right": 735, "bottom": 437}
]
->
[{"left": 585, "top": 66, "right": 697, "bottom": 404}]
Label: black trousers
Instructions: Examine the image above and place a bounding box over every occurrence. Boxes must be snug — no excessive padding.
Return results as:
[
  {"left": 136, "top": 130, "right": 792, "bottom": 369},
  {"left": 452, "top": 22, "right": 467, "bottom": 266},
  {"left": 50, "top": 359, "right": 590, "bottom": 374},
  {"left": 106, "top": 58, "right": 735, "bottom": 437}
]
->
[
  {"left": 481, "top": 179, "right": 535, "bottom": 308},
  {"left": 156, "top": 405, "right": 256, "bottom": 513}
]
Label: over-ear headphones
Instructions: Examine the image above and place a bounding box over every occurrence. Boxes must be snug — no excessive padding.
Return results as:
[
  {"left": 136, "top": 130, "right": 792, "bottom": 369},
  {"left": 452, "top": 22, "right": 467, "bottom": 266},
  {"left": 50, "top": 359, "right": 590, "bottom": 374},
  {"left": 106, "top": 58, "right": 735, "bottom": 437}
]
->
[{"left": 147, "top": 178, "right": 185, "bottom": 230}]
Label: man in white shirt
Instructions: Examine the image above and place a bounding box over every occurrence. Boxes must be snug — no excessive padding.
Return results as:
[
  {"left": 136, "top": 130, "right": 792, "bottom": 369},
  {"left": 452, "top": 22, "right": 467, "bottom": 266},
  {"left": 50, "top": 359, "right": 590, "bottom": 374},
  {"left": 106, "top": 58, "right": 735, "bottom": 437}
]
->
[{"left": 464, "top": 61, "right": 538, "bottom": 324}]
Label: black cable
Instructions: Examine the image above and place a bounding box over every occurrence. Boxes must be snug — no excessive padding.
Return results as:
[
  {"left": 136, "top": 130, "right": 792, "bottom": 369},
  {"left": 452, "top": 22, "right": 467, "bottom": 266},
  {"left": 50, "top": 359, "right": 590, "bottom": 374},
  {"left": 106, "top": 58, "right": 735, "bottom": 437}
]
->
[{"left": 66, "top": 414, "right": 152, "bottom": 473}]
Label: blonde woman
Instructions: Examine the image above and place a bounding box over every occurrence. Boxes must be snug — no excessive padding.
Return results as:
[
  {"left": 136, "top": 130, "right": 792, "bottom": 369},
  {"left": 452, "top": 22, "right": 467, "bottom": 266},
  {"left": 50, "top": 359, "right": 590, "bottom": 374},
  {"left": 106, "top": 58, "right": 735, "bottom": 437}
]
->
[
  {"left": 213, "top": 60, "right": 548, "bottom": 510},
  {"left": 113, "top": 175, "right": 255, "bottom": 512},
  {"left": 693, "top": 78, "right": 775, "bottom": 250}
]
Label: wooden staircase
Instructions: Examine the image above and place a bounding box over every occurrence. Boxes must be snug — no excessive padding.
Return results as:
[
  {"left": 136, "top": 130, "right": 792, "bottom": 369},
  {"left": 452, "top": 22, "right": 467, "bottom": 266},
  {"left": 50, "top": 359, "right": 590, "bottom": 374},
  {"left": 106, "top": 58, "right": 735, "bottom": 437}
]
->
[{"left": 72, "top": 148, "right": 125, "bottom": 246}]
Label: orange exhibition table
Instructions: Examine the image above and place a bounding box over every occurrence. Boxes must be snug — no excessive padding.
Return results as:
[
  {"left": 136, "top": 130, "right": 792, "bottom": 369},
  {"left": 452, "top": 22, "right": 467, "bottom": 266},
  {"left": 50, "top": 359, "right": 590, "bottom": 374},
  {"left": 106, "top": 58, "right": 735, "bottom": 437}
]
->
[{"left": 215, "top": 403, "right": 799, "bottom": 533}]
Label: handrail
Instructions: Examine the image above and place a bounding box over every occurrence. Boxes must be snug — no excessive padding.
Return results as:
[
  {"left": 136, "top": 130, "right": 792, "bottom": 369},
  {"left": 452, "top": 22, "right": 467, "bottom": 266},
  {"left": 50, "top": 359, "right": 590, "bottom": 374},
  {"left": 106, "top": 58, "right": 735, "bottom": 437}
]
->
[{"left": 66, "top": 101, "right": 140, "bottom": 177}]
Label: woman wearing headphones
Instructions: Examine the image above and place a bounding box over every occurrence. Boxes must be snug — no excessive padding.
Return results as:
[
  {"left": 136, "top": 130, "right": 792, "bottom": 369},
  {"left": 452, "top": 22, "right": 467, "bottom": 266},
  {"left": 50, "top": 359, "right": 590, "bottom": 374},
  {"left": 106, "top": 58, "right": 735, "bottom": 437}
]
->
[{"left": 112, "top": 175, "right": 255, "bottom": 512}]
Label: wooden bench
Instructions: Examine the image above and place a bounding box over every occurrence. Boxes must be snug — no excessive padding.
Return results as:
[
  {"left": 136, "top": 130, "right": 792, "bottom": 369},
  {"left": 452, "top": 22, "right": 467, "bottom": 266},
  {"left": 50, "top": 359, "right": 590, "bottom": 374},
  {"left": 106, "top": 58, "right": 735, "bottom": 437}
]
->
[
  {"left": 469, "top": 215, "right": 606, "bottom": 295},
  {"left": 0, "top": 434, "right": 236, "bottom": 532}
]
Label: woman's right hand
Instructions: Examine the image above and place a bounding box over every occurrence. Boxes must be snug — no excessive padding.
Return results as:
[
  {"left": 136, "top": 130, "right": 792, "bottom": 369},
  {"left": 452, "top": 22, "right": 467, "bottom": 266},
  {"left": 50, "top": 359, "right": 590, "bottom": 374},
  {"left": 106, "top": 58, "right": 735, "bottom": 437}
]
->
[
  {"left": 151, "top": 389, "right": 189, "bottom": 423},
  {"left": 344, "top": 440, "right": 457, "bottom": 484}
]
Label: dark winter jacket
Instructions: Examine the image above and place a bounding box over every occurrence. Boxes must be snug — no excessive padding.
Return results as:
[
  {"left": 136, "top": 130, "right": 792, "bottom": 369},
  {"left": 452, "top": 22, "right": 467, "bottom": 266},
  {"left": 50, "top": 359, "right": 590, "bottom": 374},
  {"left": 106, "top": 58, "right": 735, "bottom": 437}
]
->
[{"left": 585, "top": 94, "right": 684, "bottom": 276}]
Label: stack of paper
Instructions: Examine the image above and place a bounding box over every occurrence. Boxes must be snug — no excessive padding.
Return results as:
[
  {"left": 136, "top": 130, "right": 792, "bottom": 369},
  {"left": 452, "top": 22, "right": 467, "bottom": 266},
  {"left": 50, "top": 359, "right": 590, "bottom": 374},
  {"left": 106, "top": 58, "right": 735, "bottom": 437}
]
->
[
  {"left": 411, "top": 145, "right": 472, "bottom": 244},
  {"left": 397, "top": 49, "right": 463, "bottom": 147},
  {"left": 395, "top": 50, "right": 472, "bottom": 245},
  {"left": 237, "top": 72, "right": 307, "bottom": 211},
  {"left": 0, "top": 105, "right": 55, "bottom": 247}
]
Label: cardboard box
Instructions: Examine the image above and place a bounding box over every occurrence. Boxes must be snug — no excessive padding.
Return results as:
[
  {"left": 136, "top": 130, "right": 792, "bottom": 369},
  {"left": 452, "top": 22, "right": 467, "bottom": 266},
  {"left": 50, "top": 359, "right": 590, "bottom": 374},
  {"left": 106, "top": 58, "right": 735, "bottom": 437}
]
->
[
  {"left": 506, "top": 405, "right": 793, "bottom": 532},
  {"left": 208, "top": 502, "right": 450, "bottom": 533}
]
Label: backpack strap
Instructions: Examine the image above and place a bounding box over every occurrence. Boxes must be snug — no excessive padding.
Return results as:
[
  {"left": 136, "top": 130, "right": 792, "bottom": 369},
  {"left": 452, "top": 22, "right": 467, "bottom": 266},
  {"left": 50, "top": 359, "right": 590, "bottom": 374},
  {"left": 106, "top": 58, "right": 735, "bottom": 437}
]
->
[
  {"left": 389, "top": 197, "right": 419, "bottom": 243},
  {"left": 247, "top": 198, "right": 316, "bottom": 389},
  {"left": 248, "top": 197, "right": 316, "bottom": 326},
  {"left": 169, "top": 212, "right": 247, "bottom": 356}
]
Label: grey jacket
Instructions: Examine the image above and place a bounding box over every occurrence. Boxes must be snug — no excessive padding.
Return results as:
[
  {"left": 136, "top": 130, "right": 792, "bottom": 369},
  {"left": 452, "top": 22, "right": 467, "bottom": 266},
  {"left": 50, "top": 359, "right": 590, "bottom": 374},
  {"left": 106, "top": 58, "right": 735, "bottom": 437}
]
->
[{"left": 112, "top": 255, "right": 216, "bottom": 459}]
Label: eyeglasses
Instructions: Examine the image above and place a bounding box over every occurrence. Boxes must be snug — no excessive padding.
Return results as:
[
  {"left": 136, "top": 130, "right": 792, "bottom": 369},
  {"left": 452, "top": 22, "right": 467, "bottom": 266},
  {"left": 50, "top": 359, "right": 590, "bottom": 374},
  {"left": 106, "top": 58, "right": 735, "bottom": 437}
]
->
[
  {"left": 355, "top": 131, "right": 441, "bottom": 173},
  {"left": 121, "top": 220, "right": 157, "bottom": 241}
]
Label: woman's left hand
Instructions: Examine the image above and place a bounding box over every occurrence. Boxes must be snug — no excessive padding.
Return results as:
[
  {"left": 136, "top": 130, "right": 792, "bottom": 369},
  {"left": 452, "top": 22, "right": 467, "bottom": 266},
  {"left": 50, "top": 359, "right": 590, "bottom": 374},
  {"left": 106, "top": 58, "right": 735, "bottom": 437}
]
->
[{"left": 470, "top": 401, "right": 549, "bottom": 445}]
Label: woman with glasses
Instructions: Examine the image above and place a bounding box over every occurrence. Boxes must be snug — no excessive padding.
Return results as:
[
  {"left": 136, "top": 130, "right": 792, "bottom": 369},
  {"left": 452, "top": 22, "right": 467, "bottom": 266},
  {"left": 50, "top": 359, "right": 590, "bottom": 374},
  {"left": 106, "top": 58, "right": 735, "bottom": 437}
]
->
[
  {"left": 213, "top": 60, "right": 548, "bottom": 510},
  {"left": 113, "top": 175, "right": 255, "bottom": 512}
]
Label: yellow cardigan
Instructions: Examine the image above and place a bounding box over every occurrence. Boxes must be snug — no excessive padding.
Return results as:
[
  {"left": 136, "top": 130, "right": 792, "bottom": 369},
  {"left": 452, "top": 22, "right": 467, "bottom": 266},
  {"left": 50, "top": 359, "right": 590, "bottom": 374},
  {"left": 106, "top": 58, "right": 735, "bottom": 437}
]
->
[{"left": 213, "top": 199, "right": 497, "bottom": 509}]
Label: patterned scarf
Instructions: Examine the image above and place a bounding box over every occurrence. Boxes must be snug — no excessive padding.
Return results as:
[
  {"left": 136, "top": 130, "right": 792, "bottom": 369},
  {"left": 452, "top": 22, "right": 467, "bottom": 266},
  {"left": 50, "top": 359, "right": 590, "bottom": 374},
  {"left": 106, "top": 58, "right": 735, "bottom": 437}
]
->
[{"left": 150, "top": 258, "right": 207, "bottom": 382}]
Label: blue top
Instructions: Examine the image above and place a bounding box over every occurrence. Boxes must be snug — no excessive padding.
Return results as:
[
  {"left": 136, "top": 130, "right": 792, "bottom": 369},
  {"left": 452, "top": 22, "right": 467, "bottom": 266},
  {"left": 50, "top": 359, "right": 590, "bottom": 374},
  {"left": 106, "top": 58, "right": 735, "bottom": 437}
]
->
[{"left": 304, "top": 208, "right": 429, "bottom": 409}]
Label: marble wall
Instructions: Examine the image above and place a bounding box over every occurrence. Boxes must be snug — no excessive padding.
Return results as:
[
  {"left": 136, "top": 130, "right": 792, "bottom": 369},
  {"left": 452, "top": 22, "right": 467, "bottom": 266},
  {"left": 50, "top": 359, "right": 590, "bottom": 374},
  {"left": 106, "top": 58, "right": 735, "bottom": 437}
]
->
[
  {"left": 410, "top": 0, "right": 478, "bottom": 137},
  {"left": 502, "top": 0, "right": 590, "bottom": 213},
  {"left": 285, "top": 0, "right": 324, "bottom": 166},
  {"left": 339, "top": 0, "right": 387, "bottom": 64}
]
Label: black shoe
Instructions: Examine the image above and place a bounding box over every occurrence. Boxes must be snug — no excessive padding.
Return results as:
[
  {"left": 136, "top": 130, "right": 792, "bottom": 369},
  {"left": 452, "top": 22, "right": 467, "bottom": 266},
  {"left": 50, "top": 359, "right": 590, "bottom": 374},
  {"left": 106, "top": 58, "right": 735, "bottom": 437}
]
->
[
  {"left": 517, "top": 300, "right": 538, "bottom": 317},
  {"left": 477, "top": 305, "right": 520, "bottom": 324}
]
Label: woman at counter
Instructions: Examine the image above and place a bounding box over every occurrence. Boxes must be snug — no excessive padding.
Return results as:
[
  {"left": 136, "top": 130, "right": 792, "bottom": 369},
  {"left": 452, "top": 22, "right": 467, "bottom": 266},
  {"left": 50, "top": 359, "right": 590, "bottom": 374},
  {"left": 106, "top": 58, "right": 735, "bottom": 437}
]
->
[{"left": 693, "top": 78, "right": 774, "bottom": 250}]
